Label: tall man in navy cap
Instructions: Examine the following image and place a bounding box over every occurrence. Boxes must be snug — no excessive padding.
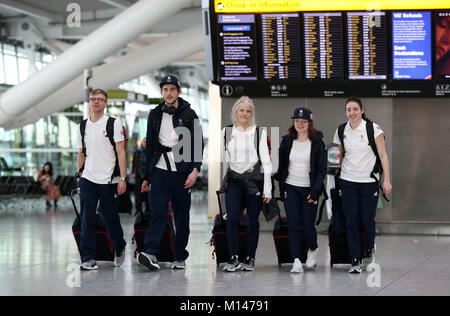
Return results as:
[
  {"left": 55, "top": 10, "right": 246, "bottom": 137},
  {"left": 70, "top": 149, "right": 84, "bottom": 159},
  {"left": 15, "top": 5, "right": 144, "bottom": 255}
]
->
[{"left": 138, "top": 75, "right": 204, "bottom": 271}]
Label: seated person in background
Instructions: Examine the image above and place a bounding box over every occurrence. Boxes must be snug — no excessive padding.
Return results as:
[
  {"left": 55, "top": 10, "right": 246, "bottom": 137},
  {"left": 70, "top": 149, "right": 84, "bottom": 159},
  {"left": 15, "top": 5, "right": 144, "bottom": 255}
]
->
[{"left": 37, "top": 162, "right": 61, "bottom": 208}]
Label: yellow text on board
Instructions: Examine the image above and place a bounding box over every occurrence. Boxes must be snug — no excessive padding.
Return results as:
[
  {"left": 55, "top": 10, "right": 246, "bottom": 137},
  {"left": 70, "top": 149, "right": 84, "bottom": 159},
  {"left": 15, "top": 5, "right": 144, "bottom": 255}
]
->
[{"left": 214, "top": 0, "right": 450, "bottom": 13}]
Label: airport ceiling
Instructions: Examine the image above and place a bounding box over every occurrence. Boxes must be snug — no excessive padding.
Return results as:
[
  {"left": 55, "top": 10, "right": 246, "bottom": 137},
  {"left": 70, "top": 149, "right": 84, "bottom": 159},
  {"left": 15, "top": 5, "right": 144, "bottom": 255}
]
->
[{"left": 0, "top": 0, "right": 204, "bottom": 62}]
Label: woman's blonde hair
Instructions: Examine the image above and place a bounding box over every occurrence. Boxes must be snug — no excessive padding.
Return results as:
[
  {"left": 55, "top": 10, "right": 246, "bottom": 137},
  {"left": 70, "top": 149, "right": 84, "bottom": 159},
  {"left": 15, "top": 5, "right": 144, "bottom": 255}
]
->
[{"left": 231, "top": 96, "right": 256, "bottom": 126}]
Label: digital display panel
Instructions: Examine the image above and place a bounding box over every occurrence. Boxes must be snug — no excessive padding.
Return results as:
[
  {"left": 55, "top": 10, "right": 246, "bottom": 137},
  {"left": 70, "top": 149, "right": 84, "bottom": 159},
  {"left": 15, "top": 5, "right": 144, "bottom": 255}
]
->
[
  {"left": 261, "top": 13, "right": 301, "bottom": 79},
  {"left": 392, "top": 12, "right": 432, "bottom": 79},
  {"left": 435, "top": 11, "right": 450, "bottom": 79},
  {"left": 209, "top": 2, "right": 450, "bottom": 97},
  {"left": 347, "top": 12, "right": 387, "bottom": 79},
  {"left": 217, "top": 14, "right": 258, "bottom": 80},
  {"left": 304, "top": 12, "right": 344, "bottom": 79}
]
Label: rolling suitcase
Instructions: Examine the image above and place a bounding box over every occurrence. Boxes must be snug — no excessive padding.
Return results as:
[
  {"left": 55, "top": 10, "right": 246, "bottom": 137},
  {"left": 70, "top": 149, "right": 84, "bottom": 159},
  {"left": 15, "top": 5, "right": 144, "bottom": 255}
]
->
[
  {"left": 328, "top": 187, "right": 367, "bottom": 267},
  {"left": 70, "top": 188, "right": 115, "bottom": 262},
  {"left": 211, "top": 191, "right": 248, "bottom": 266},
  {"left": 133, "top": 186, "right": 175, "bottom": 262},
  {"left": 272, "top": 197, "right": 308, "bottom": 266}
]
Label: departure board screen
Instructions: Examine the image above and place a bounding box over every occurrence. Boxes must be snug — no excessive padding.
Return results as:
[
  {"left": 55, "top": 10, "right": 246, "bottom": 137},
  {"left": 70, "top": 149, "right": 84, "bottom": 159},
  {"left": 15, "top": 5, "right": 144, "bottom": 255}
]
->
[
  {"left": 217, "top": 14, "right": 258, "bottom": 80},
  {"left": 435, "top": 11, "right": 450, "bottom": 79},
  {"left": 304, "top": 12, "right": 344, "bottom": 79},
  {"left": 347, "top": 12, "right": 387, "bottom": 79},
  {"left": 261, "top": 13, "right": 301, "bottom": 79},
  {"left": 392, "top": 12, "right": 432, "bottom": 79}
]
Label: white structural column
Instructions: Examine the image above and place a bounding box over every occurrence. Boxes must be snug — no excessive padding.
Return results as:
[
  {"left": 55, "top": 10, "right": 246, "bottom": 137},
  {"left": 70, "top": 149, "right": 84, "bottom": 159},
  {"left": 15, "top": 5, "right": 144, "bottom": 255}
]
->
[
  {"left": 2, "top": 24, "right": 204, "bottom": 130},
  {"left": 0, "top": 0, "right": 191, "bottom": 126}
]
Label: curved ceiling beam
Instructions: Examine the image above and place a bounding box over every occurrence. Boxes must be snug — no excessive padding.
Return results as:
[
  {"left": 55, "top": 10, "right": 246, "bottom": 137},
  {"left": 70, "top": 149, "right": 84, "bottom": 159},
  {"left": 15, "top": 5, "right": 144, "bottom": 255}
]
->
[
  {"left": 0, "top": 0, "right": 192, "bottom": 126},
  {"left": 1, "top": 24, "right": 204, "bottom": 131}
]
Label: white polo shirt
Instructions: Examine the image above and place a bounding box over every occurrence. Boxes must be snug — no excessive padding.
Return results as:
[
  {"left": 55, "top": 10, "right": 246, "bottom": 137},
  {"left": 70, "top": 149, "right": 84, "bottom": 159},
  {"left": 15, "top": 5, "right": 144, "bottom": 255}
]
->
[
  {"left": 76, "top": 115, "right": 125, "bottom": 184},
  {"left": 155, "top": 112, "right": 178, "bottom": 171},
  {"left": 333, "top": 120, "right": 383, "bottom": 183}
]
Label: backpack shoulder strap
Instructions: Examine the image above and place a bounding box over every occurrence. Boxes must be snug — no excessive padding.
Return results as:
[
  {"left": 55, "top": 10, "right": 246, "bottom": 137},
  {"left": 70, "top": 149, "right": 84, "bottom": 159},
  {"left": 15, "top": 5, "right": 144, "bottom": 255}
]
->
[
  {"left": 106, "top": 117, "right": 116, "bottom": 148},
  {"left": 80, "top": 119, "right": 88, "bottom": 157},
  {"left": 224, "top": 124, "right": 233, "bottom": 153},
  {"left": 106, "top": 117, "right": 121, "bottom": 182},
  {"left": 255, "top": 126, "right": 261, "bottom": 161},
  {"left": 338, "top": 123, "right": 346, "bottom": 154}
]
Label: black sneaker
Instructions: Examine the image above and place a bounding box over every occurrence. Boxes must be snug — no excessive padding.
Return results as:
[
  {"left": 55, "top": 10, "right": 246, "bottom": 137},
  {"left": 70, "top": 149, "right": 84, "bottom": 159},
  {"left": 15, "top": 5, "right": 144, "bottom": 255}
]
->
[
  {"left": 349, "top": 258, "right": 362, "bottom": 274},
  {"left": 137, "top": 252, "right": 160, "bottom": 271},
  {"left": 223, "top": 255, "right": 242, "bottom": 272},
  {"left": 242, "top": 257, "right": 255, "bottom": 271},
  {"left": 46, "top": 201, "right": 51, "bottom": 208}
]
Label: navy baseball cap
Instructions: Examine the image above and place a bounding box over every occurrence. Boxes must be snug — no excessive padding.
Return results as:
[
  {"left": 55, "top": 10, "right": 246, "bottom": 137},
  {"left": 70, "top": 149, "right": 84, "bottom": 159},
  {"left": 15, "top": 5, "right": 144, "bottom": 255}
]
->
[
  {"left": 159, "top": 75, "right": 181, "bottom": 89},
  {"left": 291, "top": 107, "right": 314, "bottom": 120}
]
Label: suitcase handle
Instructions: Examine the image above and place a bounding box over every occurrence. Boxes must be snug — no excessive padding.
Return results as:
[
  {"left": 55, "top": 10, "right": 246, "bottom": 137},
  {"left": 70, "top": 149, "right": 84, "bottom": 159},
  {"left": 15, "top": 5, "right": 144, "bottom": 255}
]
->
[
  {"left": 70, "top": 188, "right": 81, "bottom": 222},
  {"left": 216, "top": 190, "right": 225, "bottom": 220}
]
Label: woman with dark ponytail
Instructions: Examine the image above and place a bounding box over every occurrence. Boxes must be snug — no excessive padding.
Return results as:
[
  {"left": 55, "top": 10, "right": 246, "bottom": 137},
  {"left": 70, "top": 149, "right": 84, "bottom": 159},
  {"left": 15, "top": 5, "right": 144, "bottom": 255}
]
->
[{"left": 333, "top": 97, "right": 392, "bottom": 274}]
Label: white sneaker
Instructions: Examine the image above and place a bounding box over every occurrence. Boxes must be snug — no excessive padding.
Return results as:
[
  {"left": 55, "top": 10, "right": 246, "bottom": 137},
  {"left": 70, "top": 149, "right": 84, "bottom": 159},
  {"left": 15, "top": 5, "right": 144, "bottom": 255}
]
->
[
  {"left": 80, "top": 260, "right": 98, "bottom": 271},
  {"left": 306, "top": 248, "right": 318, "bottom": 269},
  {"left": 171, "top": 260, "right": 186, "bottom": 269},
  {"left": 114, "top": 248, "right": 125, "bottom": 267},
  {"left": 349, "top": 258, "right": 362, "bottom": 274},
  {"left": 290, "top": 258, "right": 304, "bottom": 273}
]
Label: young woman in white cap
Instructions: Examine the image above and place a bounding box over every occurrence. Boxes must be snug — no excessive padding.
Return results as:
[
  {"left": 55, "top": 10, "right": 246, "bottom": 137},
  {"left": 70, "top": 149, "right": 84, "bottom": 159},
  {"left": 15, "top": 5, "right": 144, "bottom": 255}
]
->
[
  {"left": 220, "top": 96, "right": 272, "bottom": 272},
  {"left": 276, "top": 107, "right": 327, "bottom": 273},
  {"left": 333, "top": 97, "right": 392, "bottom": 274}
]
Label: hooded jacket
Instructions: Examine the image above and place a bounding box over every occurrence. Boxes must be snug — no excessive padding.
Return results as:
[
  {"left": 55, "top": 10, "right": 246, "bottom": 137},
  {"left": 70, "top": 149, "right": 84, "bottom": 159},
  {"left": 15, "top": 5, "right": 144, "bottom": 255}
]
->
[
  {"left": 275, "top": 130, "right": 327, "bottom": 200},
  {"left": 145, "top": 97, "right": 204, "bottom": 181}
]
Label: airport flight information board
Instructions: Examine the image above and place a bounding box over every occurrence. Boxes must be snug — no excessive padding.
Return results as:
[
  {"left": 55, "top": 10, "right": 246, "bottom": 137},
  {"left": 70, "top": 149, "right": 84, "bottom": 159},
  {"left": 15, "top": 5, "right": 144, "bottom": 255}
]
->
[
  {"left": 304, "top": 12, "right": 344, "bottom": 79},
  {"left": 217, "top": 14, "right": 258, "bottom": 80},
  {"left": 207, "top": 0, "right": 450, "bottom": 97},
  {"left": 262, "top": 13, "right": 301, "bottom": 79}
]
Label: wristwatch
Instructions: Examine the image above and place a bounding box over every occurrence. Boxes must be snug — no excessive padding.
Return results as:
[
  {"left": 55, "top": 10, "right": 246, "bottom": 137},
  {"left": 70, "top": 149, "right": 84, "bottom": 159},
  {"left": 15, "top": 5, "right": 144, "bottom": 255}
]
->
[{"left": 119, "top": 177, "right": 126, "bottom": 181}]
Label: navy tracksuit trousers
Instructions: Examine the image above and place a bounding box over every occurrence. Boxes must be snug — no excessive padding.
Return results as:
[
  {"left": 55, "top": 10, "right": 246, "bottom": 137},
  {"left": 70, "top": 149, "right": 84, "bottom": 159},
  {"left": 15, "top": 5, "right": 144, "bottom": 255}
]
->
[
  {"left": 225, "top": 178, "right": 263, "bottom": 259},
  {"left": 78, "top": 178, "right": 126, "bottom": 262},
  {"left": 339, "top": 179, "right": 378, "bottom": 260},
  {"left": 144, "top": 168, "right": 191, "bottom": 261},
  {"left": 283, "top": 184, "right": 318, "bottom": 259}
]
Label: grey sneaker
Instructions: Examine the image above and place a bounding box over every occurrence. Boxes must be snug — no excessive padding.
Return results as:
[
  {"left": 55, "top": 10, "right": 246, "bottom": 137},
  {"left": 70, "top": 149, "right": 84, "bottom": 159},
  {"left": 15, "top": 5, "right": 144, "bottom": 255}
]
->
[
  {"left": 361, "top": 247, "right": 376, "bottom": 271},
  {"left": 137, "top": 252, "right": 160, "bottom": 271},
  {"left": 80, "top": 260, "right": 98, "bottom": 271},
  {"left": 223, "top": 255, "right": 242, "bottom": 272},
  {"left": 114, "top": 248, "right": 125, "bottom": 267},
  {"left": 171, "top": 260, "right": 186, "bottom": 269},
  {"left": 349, "top": 258, "right": 362, "bottom": 274},
  {"left": 242, "top": 257, "right": 255, "bottom": 271}
]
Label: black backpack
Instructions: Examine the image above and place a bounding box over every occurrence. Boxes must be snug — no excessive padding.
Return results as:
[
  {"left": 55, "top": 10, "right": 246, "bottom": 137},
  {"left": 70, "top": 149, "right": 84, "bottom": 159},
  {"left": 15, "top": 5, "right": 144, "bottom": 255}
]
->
[
  {"left": 337, "top": 119, "right": 389, "bottom": 201},
  {"left": 80, "top": 117, "right": 127, "bottom": 183}
]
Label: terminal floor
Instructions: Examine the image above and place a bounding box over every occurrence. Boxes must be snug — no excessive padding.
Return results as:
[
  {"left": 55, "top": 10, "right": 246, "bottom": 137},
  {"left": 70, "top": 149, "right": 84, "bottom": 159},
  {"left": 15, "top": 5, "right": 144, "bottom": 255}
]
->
[{"left": 0, "top": 194, "right": 449, "bottom": 296}]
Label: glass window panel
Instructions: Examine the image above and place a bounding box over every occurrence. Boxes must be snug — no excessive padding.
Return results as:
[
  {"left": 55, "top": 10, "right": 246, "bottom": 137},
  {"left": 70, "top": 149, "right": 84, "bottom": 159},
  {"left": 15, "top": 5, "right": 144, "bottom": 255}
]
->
[
  {"left": 0, "top": 53, "right": 5, "bottom": 83},
  {"left": 18, "top": 57, "right": 29, "bottom": 82},
  {"left": 4, "top": 55, "right": 18, "bottom": 85}
]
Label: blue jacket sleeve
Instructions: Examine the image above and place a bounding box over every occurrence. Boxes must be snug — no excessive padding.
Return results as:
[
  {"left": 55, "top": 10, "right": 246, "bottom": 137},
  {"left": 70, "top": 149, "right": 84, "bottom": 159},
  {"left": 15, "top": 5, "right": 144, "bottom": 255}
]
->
[
  {"left": 191, "top": 109, "right": 204, "bottom": 172},
  {"left": 311, "top": 140, "right": 327, "bottom": 195},
  {"left": 146, "top": 111, "right": 155, "bottom": 180}
]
